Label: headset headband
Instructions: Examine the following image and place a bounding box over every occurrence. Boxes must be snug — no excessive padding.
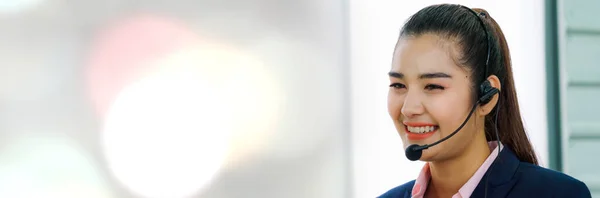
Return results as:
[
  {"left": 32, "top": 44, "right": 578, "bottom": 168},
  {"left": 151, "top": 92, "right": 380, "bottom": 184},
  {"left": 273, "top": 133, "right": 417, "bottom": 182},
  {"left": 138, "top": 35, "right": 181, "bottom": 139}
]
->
[{"left": 461, "top": 6, "right": 492, "bottom": 79}]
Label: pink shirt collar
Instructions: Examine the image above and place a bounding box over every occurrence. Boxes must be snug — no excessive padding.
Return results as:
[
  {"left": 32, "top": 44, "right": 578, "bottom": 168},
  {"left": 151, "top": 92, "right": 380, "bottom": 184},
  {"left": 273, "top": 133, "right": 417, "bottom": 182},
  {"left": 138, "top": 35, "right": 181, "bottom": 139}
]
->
[{"left": 410, "top": 141, "right": 502, "bottom": 198}]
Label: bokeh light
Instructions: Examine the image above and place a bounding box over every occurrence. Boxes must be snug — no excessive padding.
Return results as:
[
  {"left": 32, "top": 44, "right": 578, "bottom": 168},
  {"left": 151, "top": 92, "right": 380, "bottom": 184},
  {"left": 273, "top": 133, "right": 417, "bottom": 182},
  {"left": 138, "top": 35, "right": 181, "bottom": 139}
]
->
[
  {"left": 0, "top": 0, "right": 44, "bottom": 15},
  {"left": 101, "top": 43, "right": 283, "bottom": 198},
  {"left": 102, "top": 68, "right": 232, "bottom": 198},
  {"left": 0, "top": 135, "right": 113, "bottom": 198},
  {"left": 86, "top": 14, "right": 199, "bottom": 118}
]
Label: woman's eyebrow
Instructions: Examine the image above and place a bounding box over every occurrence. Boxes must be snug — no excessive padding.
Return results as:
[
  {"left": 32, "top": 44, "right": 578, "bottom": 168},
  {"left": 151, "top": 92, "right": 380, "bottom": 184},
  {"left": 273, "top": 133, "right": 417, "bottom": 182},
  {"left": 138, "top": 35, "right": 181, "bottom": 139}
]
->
[
  {"left": 419, "top": 72, "right": 452, "bottom": 79},
  {"left": 388, "top": 71, "right": 403, "bottom": 79}
]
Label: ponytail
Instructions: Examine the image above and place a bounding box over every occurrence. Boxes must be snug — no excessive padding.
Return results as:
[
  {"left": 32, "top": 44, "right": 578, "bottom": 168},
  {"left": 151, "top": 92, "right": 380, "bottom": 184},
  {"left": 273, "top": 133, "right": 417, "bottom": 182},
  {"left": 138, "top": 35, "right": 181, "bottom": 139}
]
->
[{"left": 476, "top": 9, "right": 539, "bottom": 165}]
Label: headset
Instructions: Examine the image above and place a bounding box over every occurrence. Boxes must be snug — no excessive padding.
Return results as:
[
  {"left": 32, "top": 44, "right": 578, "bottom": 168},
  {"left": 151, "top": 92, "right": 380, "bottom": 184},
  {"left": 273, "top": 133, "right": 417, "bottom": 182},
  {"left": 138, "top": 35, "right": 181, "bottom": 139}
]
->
[
  {"left": 402, "top": 5, "right": 503, "bottom": 198},
  {"left": 462, "top": 7, "right": 504, "bottom": 198}
]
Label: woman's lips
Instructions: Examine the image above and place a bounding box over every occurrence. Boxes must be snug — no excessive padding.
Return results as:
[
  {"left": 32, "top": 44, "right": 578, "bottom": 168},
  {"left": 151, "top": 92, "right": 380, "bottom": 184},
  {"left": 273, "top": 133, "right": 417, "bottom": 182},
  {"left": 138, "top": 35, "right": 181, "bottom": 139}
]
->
[{"left": 403, "top": 122, "right": 438, "bottom": 141}]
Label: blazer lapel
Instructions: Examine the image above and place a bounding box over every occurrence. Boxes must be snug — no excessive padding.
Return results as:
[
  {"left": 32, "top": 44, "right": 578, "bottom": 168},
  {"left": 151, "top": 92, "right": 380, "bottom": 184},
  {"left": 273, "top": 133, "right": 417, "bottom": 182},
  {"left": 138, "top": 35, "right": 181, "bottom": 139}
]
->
[{"left": 471, "top": 146, "right": 520, "bottom": 198}]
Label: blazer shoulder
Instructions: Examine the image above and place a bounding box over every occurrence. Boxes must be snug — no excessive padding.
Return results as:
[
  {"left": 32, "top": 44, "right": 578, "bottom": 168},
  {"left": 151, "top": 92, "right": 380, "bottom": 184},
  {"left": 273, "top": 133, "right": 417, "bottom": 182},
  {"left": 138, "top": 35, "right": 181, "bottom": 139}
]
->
[
  {"left": 516, "top": 162, "right": 591, "bottom": 197},
  {"left": 377, "top": 180, "right": 415, "bottom": 198}
]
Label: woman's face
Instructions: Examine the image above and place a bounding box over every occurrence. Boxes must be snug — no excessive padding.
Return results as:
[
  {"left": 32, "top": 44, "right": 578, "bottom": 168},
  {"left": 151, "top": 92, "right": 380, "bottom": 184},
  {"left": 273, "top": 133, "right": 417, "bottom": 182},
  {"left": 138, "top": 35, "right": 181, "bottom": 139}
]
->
[{"left": 388, "top": 33, "right": 483, "bottom": 161}]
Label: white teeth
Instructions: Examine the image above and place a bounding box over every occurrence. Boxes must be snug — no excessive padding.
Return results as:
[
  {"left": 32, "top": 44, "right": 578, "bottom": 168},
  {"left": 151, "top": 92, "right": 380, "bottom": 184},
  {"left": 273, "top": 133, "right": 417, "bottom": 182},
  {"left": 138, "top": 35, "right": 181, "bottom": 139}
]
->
[{"left": 407, "top": 126, "right": 437, "bottom": 133}]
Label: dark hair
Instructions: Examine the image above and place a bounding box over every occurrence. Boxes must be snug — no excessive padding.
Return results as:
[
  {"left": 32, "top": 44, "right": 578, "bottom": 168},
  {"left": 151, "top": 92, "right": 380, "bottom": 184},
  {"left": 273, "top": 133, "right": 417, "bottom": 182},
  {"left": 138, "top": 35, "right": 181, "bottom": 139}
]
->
[{"left": 395, "top": 4, "right": 539, "bottom": 165}]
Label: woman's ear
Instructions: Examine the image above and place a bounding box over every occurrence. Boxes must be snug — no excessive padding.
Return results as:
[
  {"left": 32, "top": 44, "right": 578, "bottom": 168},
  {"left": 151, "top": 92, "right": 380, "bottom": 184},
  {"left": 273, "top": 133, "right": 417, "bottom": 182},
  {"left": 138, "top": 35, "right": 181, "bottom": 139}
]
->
[{"left": 479, "top": 75, "right": 501, "bottom": 115}]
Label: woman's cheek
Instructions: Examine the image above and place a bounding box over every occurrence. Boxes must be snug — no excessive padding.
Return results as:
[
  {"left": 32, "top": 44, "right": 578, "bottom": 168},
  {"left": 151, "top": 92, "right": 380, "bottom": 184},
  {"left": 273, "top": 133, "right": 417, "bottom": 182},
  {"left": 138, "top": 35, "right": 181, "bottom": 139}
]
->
[{"left": 387, "top": 93, "right": 404, "bottom": 119}]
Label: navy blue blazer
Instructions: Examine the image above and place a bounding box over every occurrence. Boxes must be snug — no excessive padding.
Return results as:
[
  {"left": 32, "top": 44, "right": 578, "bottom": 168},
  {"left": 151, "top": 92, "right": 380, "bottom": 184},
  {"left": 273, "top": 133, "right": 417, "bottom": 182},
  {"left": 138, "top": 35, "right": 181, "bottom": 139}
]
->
[{"left": 378, "top": 147, "right": 591, "bottom": 198}]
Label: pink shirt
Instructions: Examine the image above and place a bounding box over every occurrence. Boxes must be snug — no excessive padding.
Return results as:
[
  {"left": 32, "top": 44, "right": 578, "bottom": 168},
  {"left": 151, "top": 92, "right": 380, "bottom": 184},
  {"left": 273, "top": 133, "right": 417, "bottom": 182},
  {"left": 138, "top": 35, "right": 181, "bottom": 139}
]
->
[{"left": 410, "top": 141, "right": 502, "bottom": 198}]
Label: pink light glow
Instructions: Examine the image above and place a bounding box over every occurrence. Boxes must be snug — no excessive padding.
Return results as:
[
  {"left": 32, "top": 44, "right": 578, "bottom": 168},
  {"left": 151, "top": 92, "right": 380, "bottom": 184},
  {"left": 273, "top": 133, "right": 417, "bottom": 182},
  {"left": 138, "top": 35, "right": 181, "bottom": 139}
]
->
[{"left": 85, "top": 14, "right": 200, "bottom": 117}]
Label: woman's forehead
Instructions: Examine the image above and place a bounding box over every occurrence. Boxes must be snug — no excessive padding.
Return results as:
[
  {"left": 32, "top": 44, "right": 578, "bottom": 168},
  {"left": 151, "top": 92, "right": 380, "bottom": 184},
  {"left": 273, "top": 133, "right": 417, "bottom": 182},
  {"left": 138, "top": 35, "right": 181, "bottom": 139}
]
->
[{"left": 392, "top": 34, "right": 465, "bottom": 75}]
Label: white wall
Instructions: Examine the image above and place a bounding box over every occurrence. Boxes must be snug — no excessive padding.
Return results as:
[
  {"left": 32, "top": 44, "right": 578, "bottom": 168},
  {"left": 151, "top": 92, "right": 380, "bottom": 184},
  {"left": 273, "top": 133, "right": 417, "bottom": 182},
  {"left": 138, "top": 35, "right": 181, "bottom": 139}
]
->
[{"left": 348, "top": 0, "right": 548, "bottom": 197}]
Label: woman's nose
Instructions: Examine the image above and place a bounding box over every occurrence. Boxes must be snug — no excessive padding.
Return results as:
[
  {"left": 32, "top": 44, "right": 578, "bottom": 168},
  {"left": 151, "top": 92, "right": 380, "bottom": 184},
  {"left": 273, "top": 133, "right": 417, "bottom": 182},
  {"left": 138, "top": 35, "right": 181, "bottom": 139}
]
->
[{"left": 401, "top": 92, "right": 424, "bottom": 118}]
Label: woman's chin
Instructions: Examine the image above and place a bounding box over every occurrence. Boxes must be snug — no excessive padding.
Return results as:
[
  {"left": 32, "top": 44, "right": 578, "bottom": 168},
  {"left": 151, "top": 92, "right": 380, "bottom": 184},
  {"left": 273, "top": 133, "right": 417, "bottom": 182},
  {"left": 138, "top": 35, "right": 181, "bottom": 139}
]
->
[
  {"left": 417, "top": 156, "right": 436, "bottom": 162},
  {"left": 418, "top": 147, "right": 444, "bottom": 161}
]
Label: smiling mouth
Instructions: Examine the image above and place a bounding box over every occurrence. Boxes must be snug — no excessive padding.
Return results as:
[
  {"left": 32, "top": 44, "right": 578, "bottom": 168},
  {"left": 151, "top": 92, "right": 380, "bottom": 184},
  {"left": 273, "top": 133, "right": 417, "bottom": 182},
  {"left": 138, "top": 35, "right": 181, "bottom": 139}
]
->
[
  {"left": 406, "top": 125, "right": 438, "bottom": 134},
  {"left": 404, "top": 125, "right": 439, "bottom": 141}
]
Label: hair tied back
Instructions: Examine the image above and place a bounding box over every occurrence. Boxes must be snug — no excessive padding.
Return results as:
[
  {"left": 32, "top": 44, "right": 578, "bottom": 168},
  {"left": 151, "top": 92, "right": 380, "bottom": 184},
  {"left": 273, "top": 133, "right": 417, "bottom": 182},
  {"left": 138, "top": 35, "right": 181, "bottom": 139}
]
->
[{"left": 478, "top": 11, "right": 487, "bottom": 18}]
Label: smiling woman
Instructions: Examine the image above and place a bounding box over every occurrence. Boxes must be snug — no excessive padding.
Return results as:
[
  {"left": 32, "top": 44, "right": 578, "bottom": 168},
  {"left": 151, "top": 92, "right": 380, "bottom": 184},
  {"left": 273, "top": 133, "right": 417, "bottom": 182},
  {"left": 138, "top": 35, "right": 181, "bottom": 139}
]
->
[{"left": 379, "top": 4, "right": 590, "bottom": 198}]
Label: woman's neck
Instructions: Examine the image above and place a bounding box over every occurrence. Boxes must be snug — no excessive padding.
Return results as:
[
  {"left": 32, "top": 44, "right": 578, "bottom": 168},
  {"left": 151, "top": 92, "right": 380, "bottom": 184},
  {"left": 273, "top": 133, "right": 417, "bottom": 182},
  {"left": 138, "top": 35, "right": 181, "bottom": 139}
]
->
[{"left": 426, "top": 134, "right": 492, "bottom": 198}]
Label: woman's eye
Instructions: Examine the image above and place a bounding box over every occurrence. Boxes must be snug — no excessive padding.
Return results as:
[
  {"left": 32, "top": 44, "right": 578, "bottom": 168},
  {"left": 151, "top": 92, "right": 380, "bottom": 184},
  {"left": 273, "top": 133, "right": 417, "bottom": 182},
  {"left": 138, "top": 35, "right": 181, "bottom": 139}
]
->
[
  {"left": 389, "top": 83, "right": 406, "bottom": 89},
  {"left": 425, "top": 84, "right": 445, "bottom": 90}
]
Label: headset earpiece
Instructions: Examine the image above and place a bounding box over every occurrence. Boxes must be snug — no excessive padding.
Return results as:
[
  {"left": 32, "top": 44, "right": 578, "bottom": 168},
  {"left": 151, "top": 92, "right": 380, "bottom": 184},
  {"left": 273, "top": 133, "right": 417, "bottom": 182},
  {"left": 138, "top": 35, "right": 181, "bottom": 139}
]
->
[{"left": 478, "top": 80, "right": 499, "bottom": 105}]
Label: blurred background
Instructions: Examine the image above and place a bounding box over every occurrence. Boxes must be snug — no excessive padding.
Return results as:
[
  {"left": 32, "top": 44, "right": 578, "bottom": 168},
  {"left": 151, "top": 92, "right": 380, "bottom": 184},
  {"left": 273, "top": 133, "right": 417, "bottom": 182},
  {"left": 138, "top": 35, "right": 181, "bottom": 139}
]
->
[{"left": 0, "top": 0, "right": 597, "bottom": 197}]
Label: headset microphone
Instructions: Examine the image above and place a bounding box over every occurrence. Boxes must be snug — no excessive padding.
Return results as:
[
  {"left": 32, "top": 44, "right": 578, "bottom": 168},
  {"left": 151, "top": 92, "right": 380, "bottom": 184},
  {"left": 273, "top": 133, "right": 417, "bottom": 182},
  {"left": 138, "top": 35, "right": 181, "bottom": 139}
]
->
[
  {"left": 404, "top": 101, "right": 478, "bottom": 161},
  {"left": 404, "top": 81, "right": 499, "bottom": 161}
]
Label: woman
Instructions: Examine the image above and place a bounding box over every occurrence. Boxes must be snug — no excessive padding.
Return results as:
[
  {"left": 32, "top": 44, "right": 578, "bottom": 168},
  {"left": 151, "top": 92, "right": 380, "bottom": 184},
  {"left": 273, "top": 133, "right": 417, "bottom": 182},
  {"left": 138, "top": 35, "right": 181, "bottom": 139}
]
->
[{"left": 379, "top": 4, "right": 591, "bottom": 198}]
